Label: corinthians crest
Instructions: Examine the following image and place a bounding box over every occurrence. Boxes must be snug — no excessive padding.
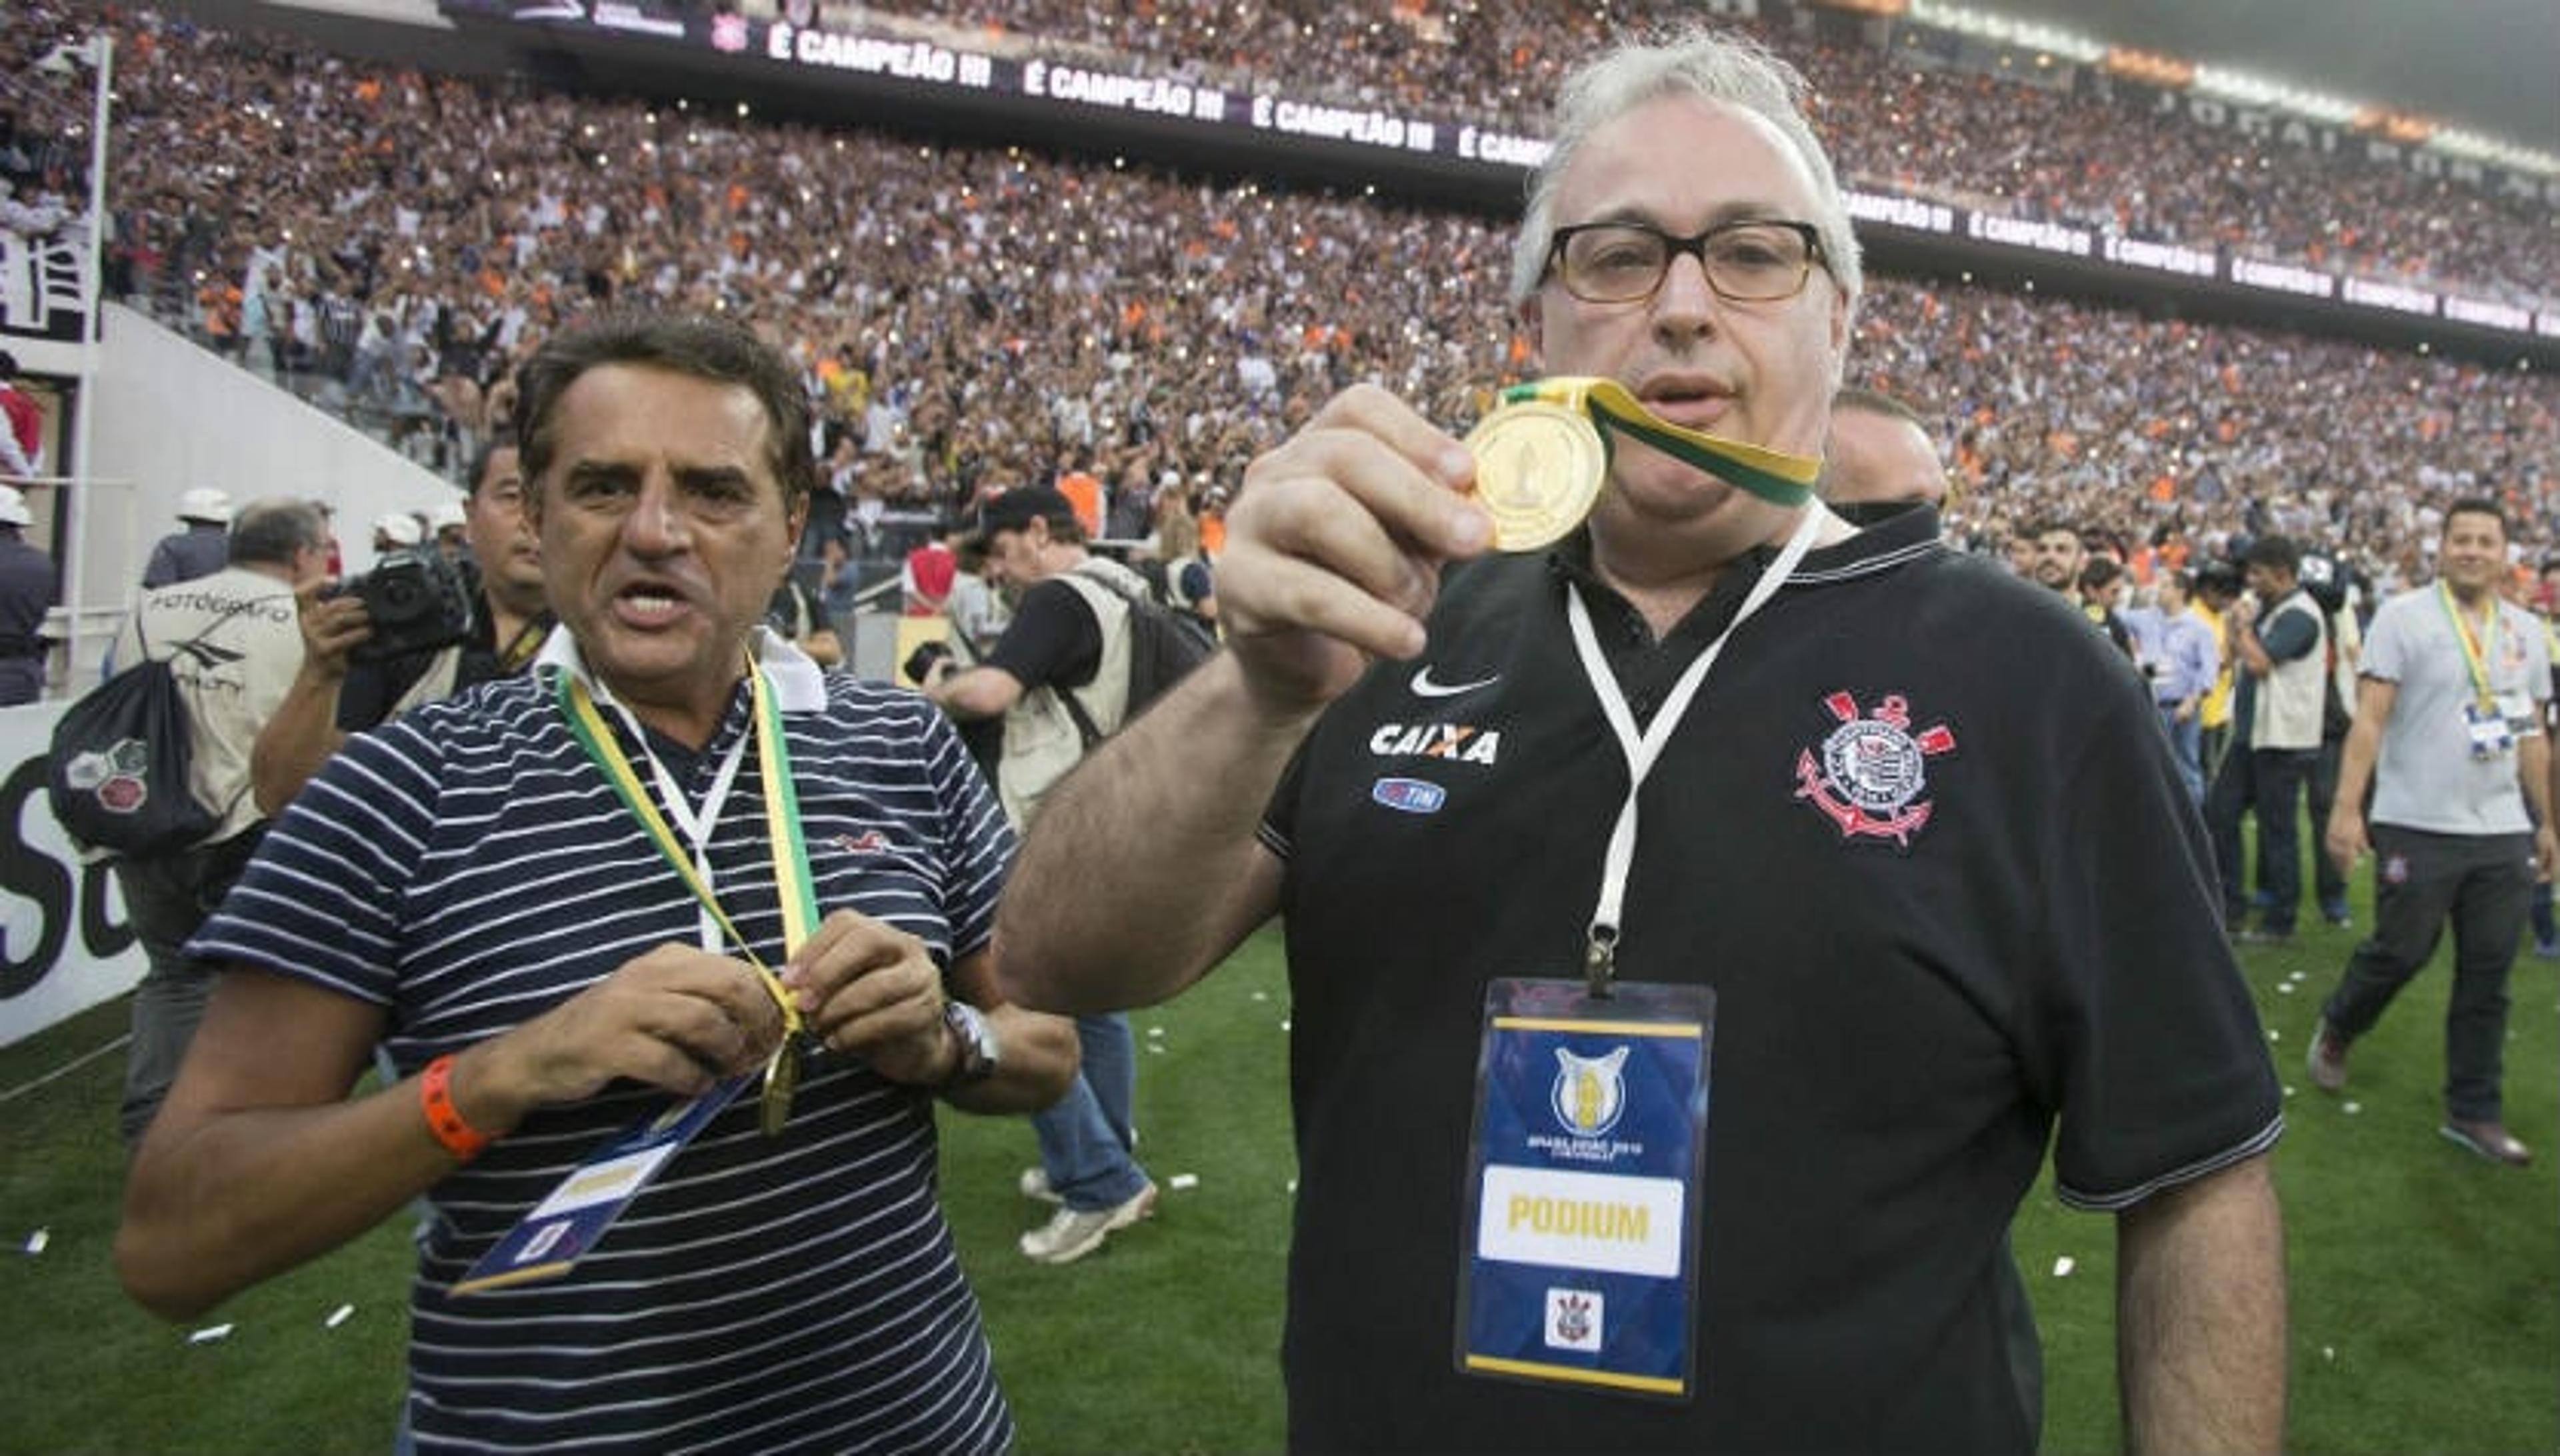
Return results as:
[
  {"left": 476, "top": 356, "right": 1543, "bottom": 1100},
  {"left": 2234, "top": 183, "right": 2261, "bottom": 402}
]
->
[{"left": 1793, "top": 691, "right": 1956, "bottom": 848}]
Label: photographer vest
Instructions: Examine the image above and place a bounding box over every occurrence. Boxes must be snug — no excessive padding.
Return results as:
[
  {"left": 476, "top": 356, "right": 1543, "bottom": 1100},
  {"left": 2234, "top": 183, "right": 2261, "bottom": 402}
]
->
[{"left": 995, "top": 559, "right": 1139, "bottom": 829}]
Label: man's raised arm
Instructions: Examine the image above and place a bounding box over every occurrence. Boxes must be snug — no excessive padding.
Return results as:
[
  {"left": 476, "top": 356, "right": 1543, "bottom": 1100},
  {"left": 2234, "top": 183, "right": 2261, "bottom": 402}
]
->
[{"left": 992, "top": 385, "right": 1491, "bottom": 1014}]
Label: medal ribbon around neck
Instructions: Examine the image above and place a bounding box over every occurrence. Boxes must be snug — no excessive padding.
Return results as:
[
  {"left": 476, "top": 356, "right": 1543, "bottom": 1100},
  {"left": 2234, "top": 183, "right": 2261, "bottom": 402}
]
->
[
  {"left": 555, "top": 655, "right": 819, "bottom": 1133},
  {"left": 1508, "top": 375, "right": 1823, "bottom": 507},
  {"left": 2435, "top": 580, "right": 2503, "bottom": 711}
]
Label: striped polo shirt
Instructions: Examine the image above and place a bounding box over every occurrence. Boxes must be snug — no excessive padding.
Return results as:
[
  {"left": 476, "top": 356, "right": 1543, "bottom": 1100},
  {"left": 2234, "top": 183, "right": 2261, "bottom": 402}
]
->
[{"left": 194, "top": 633, "right": 1017, "bottom": 1453}]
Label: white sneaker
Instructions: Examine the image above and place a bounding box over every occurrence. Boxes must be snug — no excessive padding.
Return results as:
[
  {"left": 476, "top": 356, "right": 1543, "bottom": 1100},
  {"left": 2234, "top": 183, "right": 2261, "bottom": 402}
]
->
[
  {"left": 1018, "top": 1167, "right": 1062, "bottom": 1205},
  {"left": 1019, "top": 1181, "right": 1158, "bottom": 1265}
]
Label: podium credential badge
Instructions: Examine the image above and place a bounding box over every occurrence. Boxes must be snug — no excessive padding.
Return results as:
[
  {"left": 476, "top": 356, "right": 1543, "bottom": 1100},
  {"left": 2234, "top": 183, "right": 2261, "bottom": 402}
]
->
[
  {"left": 1456, "top": 977, "right": 1713, "bottom": 1400},
  {"left": 453, "top": 1075, "right": 750, "bottom": 1295}
]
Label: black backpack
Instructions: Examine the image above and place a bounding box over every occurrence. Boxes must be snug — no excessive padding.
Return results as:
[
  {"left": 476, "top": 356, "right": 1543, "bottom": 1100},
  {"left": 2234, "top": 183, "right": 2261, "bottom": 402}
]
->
[
  {"left": 1057, "top": 566, "right": 1217, "bottom": 747},
  {"left": 48, "top": 604, "right": 253, "bottom": 857}
]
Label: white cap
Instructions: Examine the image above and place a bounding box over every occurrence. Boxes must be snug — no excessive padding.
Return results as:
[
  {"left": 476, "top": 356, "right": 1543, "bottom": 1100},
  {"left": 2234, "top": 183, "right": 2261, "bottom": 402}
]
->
[
  {"left": 427, "top": 500, "right": 467, "bottom": 535},
  {"left": 0, "top": 486, "right": 28, "bottom": 527},
  {"left": 373, "top": 512, "right": 423, "bottom": 547},
  {"left": 177, "top": 487, "right": 232, "bottom": 524}
]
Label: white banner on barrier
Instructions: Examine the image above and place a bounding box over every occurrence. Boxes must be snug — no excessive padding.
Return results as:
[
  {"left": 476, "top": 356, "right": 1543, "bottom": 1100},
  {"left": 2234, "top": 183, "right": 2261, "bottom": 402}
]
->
[{"left": 0, "top": 699, "right": 146, "bottom": 1049}]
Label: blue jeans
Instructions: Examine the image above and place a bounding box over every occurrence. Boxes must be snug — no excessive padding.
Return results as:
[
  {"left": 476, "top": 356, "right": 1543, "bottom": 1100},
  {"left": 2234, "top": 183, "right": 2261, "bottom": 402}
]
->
[
  {"left": 1033, "top": 1014, "right": 1151, "bottom": 1212},
  {"left": 2156, "top": 703, "right": 2204, "bottom": 803}
]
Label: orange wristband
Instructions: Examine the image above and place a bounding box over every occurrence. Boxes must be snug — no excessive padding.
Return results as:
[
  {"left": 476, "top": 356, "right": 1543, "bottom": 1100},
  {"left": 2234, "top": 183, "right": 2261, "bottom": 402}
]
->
[{"left": 419, "top": 1054, "right": 490, "bottom": 1161}]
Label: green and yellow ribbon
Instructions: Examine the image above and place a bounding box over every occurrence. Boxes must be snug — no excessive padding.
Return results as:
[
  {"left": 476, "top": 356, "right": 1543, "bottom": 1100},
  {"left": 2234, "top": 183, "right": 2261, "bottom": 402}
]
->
[
  {"left": 556, "top": 656, "right": 818, "bottom": 1132},
  {"left": 2435, "top": 581, "right": 2503, "bottom": 713},
  {"left": 1505, "top": 375, "right": 1822, "bottom": 507}
]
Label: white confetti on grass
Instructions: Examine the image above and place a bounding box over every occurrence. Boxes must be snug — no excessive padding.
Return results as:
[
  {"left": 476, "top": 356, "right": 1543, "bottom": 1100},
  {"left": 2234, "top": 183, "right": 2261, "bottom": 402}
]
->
[
  {"left": 325, "top": 1304, "right": 355, "bottom": 1329},
  {"left": 1146, "top": 1026, "right": 1165, "bottom": 1039},
  {"left": 188, "top": 1324, "right": 235, "bottom": 1345},
  {"left": 23, "top": 1229, "right": 47, "bottom": 1255},
  {"left": 2343, "top": 1101, "right": 2362, "bottom": 1115},
  {"left": 2051, "top": 1256, "right": 2076, "bottom": 1278},
  {"left": 1168, "top": 1173, "right": 1199, "bottom": 1191}
]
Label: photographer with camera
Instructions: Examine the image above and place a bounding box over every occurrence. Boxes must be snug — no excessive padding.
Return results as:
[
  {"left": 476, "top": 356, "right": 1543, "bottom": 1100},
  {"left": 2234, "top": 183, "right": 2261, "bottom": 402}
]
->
[
  {"left": 253, "top": 440, "right": 554, "bottom": 815},
  {"left": 112, "top": 498, "right": 330, "bottom": 1149}
]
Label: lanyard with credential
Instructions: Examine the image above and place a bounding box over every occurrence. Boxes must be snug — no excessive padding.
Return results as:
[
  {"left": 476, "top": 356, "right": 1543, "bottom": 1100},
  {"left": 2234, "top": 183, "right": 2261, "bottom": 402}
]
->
[
  {"left": 1564, "top": 504, "right": 1827, "bottom": 994},
  {"left": 452, "top": 662, "right": 825, "bottom": 1297},
  {"left": 554, "top": 659, "right": 817, "bottom": 1133},
  {"left": 2435, "top": 581, "right": 2503, "bottom": 711}
]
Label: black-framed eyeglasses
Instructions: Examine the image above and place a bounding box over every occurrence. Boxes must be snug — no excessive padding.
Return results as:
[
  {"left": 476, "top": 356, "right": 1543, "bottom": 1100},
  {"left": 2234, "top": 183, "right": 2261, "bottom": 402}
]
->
[{"left": 1545, "top": 219, "right": 1825, "bottom": 305}]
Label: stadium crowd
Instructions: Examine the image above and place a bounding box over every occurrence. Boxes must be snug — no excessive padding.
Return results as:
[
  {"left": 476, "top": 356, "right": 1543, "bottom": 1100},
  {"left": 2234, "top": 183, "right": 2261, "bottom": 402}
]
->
[
  {"left": 3, "top": 0, "right": 2555, "bottom": 594},
  {"left": 875, "top": 0, "right": 2558, "bottom": 309}
]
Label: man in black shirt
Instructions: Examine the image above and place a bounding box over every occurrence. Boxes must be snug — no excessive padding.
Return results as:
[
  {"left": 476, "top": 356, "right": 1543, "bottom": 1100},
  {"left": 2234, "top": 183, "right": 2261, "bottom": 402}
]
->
[{"left": 925, "top": 486, "right": 1161, "bottom": 1265}]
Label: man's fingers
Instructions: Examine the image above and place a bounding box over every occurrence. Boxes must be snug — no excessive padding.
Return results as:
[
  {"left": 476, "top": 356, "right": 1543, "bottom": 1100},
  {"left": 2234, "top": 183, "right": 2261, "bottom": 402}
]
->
[{"left": 1224, "top": 551, "right": 1433, "bottom": 664}]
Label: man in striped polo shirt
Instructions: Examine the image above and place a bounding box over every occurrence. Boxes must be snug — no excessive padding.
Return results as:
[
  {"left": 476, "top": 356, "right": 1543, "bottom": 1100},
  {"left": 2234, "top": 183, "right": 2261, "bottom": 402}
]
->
[{"left": 117, "top": 312, "right": 1076, "bottom": 1453}]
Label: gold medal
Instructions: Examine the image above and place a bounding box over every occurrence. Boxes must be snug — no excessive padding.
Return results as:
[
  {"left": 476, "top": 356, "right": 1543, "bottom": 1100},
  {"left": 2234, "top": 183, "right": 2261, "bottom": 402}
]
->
[
  {"left": 1465, "top": 399, "right": 1608, "bottom": 551},
  {"left": 757, "top": 1040, "right": 801, "bottom": 1137}
]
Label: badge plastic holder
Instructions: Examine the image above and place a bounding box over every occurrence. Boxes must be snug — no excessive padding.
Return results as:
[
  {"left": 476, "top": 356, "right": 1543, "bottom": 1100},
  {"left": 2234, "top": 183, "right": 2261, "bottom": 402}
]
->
[{"left": 1454, "top": 975, "right": 1714, "bottom": 1401}]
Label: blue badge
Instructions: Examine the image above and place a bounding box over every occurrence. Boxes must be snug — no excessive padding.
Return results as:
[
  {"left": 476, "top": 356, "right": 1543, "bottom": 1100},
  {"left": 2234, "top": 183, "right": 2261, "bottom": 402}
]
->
[
  {"left": 1457, "top": 978, "right": 1713, "bottom": 1401},
  {"left": 453, "top": 1074, "right": 750, "bottom": 1295}
]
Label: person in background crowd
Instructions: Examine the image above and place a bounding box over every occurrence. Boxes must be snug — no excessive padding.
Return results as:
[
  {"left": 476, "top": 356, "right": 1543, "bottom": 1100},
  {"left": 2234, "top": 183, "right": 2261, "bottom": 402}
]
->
[
  {"left": 2001, "top": 529, "right": 2039, "bottom": 577},
  {"left": 2127, "top": 569, "right": 2221, "bottom": 803},
  {"left": 2299, "top": 554, "right": 2363, "bottom": 930},
  {"left": 767, "top": 562, "right": 844, "bottom": 668},
  {"left": 428, "top": 499, "right": 469, "bottom": 566},
  {"left": 947, "top": 533, "right": 1009, "bottom": 655},
  {"left": 2193, "top": 562, "right": 2243, "bottom": 781},
  {"left": 923, "top": 486, "right": 1162, "bottom": 1265},
  {"left": 371, "top": 511, "right": 422, "bottom": 555},
  {"left": 141, "top": 489, "right": 234, "bottom": 589},
  {"left": 117, "top": 311, "right": 1075, "bottom": 1452},
  {"left": 2213, "top": 535, "right": 2328, "bottom": 946},
  {"left": 253, "top": 439, "right": 557, "bottom": 814},
  {"left": 310, "top": 499, "right": 343, "bottom": 578},
  {"left": 0, "top": 485, "right": 57, "bottom": 705},
  {"left": 1148, "top": 488, "right": 1216, "bottom": 626},
  {"left": 1820, "top": 385, "right": 1947, "bottom": 520},
  {"left": 2311, "top": 499, "right": 2553, "bottom": 1167},
  {"left": 0, "top": 351, "right": 41, "bottom": 479},
  {"left": 990, "top": 29, "right": 2283, "bottom": 1452},
  {"left": 109, "top": 497, "right": 327, "bottom": 1148},
  {"left": 902, "top": 530, "right": 957, "bottom": 617}
]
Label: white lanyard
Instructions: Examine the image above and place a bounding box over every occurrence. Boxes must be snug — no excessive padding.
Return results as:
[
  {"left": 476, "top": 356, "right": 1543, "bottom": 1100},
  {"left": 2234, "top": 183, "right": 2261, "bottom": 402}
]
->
[
  {"left": 604, "top": 689, "right": 753, "bottom": 954},
  {"left": 1563, "top": 505, "right": 1829, "bottom": 993}
]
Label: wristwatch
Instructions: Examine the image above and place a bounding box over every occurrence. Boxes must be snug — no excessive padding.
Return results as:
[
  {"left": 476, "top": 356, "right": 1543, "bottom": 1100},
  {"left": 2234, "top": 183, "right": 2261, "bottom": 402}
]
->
[{"left": 939, "top": 1001, "right": 1000, "bottom": 1087}]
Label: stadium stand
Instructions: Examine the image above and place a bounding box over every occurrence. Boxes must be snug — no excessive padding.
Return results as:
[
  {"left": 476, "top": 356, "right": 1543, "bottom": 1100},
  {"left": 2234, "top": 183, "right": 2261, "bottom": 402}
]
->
[{"left": 3, "top": 0, "right": 2553, "bottom": 593}]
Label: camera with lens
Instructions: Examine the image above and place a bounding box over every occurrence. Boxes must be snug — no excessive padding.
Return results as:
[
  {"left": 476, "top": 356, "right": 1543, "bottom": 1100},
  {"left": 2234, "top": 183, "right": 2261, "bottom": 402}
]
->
[
  {"left": 333, "top": 547, "right": 475, "bottom": 662},
  {"left": 903, "top": 638, "right": 955, "bottom": 685}
]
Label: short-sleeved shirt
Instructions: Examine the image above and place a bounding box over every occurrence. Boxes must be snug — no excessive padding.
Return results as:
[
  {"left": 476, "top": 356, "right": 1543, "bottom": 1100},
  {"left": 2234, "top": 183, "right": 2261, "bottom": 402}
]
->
[
  {"left": 2361, "top": 585, "right": 2551, "bottom": 835},
  {"left": 192, "top": 633, "right": 1018, "bottom": 1453},
  {"left": 1261, "top": 507, "right": 2279, "bottom": 1451},
  {"left": 983, "top": 575, "right": 1103, "bottom": 692}
]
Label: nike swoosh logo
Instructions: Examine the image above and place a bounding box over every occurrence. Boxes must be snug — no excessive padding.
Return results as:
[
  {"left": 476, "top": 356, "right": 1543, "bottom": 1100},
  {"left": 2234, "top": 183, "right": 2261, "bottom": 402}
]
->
[{"left": 1411, "top": 665, "right": 1500, "bottom": 699}]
